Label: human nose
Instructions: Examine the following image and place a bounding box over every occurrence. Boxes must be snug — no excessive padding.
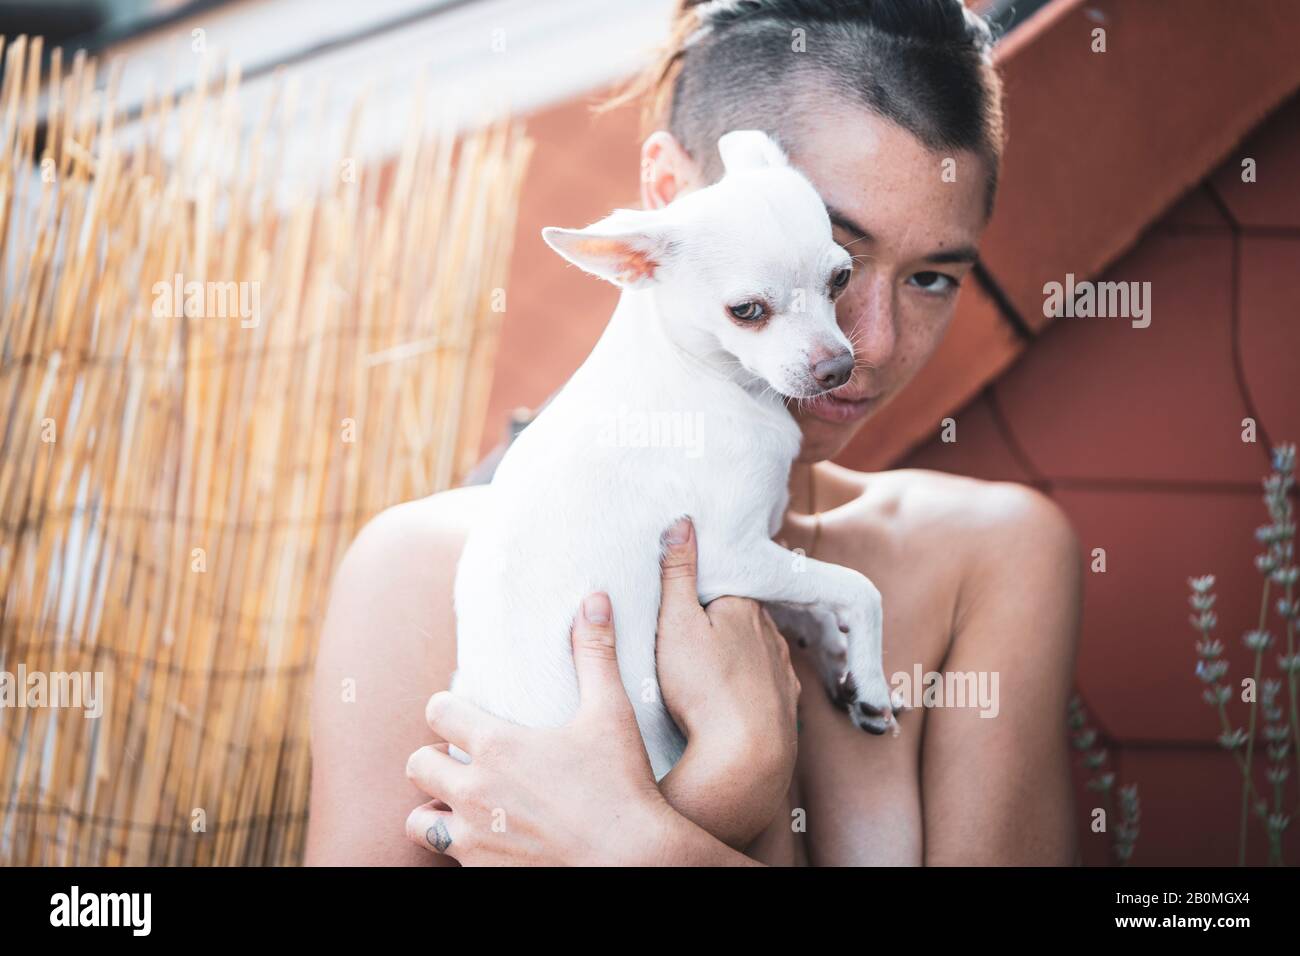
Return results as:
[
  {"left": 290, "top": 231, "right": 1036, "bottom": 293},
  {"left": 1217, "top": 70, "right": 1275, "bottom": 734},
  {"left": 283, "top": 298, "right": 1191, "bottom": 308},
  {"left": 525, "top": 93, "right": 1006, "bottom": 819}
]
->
[{"left": 840, "top": 274, "right": 898, "bottom": 370}]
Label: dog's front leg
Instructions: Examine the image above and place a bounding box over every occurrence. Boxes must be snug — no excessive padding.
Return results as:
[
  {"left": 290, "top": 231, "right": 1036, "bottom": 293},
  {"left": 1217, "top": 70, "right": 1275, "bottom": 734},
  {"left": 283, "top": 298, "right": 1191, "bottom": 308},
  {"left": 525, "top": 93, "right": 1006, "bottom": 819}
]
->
[{"left": 700, "top": 540, "right": 896, "bottom": 734}]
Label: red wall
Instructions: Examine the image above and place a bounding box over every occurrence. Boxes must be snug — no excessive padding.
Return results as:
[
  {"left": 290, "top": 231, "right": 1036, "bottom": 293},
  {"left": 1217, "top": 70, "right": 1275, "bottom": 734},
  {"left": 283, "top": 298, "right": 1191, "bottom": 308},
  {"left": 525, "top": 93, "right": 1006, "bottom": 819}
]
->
[{"left": 890, "top": 93, "right": 1300, "bottom": 865}]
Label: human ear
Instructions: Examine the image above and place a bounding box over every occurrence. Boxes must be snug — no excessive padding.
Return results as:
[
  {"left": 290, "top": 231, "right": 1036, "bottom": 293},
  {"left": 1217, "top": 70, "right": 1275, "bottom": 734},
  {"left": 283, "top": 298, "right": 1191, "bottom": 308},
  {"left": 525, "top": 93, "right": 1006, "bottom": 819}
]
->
[{"left": 639, "top": 130, "right": 703, "bottom": 210}]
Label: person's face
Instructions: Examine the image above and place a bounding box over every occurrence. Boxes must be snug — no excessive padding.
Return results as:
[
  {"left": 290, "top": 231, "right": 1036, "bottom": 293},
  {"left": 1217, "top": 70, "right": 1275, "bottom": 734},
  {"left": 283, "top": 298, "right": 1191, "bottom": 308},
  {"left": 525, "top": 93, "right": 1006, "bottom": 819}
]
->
[{"left": 640, "top": 106, "right": 992, "bottom": 463}]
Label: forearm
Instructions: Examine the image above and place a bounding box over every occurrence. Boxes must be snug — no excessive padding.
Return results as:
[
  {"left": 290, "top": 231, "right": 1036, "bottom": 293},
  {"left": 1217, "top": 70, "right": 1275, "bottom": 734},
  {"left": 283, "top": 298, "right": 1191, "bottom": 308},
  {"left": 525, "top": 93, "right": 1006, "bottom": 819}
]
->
[
  {"left": 658, "top": 731, "right": 793, "bottom": 850},
  {"left": 639, "top": 800, "right": 767, "bottom": 866}
]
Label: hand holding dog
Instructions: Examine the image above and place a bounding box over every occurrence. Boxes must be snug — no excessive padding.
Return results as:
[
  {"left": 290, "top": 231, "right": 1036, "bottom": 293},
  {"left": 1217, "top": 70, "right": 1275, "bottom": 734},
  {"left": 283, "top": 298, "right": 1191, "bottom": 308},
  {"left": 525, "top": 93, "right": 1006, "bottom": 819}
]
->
[
  {"left": 405, "top": 516, "right": 799, "bottom": 864},
  {"left": 405, "top": 590, "right": 673, "bottom": 865},
  {"left": 655, "top": 517, "right": 802, "bottom": 848}
]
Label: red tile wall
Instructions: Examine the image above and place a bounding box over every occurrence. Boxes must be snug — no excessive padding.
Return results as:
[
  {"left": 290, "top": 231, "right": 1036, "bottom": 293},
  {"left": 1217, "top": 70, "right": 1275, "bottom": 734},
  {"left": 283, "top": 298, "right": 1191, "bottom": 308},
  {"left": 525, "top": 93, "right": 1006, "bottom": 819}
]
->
[{"left": 892, "top": 94, "right": 1300, "bottom": 866}]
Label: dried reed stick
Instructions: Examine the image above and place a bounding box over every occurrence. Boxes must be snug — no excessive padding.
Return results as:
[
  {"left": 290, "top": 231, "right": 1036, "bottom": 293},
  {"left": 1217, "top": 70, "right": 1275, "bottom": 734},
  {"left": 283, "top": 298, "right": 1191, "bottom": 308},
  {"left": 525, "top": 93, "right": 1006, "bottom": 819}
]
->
[{"left": 0, "top": 34, "right": 531, "bottom": 865}]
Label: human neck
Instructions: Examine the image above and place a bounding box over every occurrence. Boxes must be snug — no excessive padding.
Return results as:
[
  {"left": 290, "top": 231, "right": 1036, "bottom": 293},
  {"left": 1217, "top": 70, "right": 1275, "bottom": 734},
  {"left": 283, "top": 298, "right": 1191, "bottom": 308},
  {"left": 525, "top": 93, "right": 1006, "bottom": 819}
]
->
[{"left": 786, "top": 461, "right": 819, "bottom": 517}]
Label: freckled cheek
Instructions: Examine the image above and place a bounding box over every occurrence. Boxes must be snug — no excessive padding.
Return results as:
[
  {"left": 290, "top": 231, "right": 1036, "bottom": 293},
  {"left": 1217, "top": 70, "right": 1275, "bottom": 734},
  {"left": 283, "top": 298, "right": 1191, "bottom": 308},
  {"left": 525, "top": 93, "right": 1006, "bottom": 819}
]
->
[
  {"left": 909, "top": 310, "right": 950, "bottom": 352},
  {"left": 833, "top": 289, "right": 876, "bottom": 341},
  {"left": 889, "top": 306, "right": 952, "bottom": 382}
]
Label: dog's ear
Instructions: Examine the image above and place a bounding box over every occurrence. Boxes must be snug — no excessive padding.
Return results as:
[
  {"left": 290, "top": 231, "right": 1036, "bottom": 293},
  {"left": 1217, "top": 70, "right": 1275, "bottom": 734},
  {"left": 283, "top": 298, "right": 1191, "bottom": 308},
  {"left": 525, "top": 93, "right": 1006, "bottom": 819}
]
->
[
  {"left": 718, "top": 130, "right": 789, "bottom": 174},
  {"left": 541, "top": 209, "right": 674, "bottom": 289}
]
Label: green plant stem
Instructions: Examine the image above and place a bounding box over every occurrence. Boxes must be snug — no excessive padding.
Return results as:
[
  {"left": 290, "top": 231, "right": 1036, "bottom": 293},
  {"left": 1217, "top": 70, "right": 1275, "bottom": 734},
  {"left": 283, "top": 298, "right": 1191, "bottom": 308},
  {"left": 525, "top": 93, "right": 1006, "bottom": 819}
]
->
[
  {"left": 1199, "top": 619, "right": 1269, "bottom": 812},
  {"left": 1213, "top": 696, "right": 1269, "bottom": 810},
  {"left": 1106, "top": 792, "right": 1119, "bottom": 865},
  {"left": 1285, "top": 579, "right": 1300, "bottom": 815},
  {"left": 1269, "top": 779, "right": 1283, "bottom": 866},
  {"left": 1100, "top": 781, "right": 1119, "bottom": 865},
  {"left": 1238, "top": 578, "right": 1271, "bottom": 867}
]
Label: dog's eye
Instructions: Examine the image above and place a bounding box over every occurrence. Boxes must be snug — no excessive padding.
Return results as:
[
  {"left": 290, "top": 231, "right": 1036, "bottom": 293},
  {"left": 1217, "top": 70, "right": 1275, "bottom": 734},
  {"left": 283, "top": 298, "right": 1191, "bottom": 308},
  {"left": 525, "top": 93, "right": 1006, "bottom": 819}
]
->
[
  {"left": 728, "top": 301, "right": 765, "bottom": 322},
  {"left": 830, "top": 268, "right": 851, "bottom": 295}
]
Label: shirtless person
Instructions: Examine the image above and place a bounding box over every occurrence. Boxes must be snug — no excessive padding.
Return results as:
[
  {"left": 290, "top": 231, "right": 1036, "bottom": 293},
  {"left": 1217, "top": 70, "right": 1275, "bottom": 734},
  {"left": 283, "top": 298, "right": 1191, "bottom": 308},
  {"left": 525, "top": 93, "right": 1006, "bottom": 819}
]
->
[{"left": 305, "top": 0, "right": 1081, "bottom": 866}]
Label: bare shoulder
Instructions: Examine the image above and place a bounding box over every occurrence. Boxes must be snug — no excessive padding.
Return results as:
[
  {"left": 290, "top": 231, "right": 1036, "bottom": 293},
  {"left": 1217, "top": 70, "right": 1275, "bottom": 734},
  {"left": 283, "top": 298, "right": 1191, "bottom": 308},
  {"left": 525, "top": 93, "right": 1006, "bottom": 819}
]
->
[
  {"left": 336, "top": 485, "right": 490, "bottom": 588},
  {"left": 856, "top": 467, "right": 1078, "bottom": 564},
  {"left": 306, "top": 485, "right": 489, "bottom": 866},
  {"left": 846, "top": 466, "right": 1082, "bottom": 665},
  {"left": 314, "top": 484, "right": 491, "bottom": 703}
]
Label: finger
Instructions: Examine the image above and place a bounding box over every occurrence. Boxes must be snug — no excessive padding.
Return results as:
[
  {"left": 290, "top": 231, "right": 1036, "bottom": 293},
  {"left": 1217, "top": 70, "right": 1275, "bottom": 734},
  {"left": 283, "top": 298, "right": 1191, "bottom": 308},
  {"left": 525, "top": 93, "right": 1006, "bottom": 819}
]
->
[
  {"left": 405, "top": 801, "right": 459, "bottom": 857},
  {"left": 657, "top": 516, "right": 702, "bottom": 632},
  {"left": 423, "top": 741, "right": 458, "bottom": 783},
  {"left": 406, "top": 744, "right": 468, "bottom": 802},
  {"left": 571, "top": 592, "right": 632, "bottom": 716},
  {"left": 423, "top": 691, "right": 507, "bottom": 754}
]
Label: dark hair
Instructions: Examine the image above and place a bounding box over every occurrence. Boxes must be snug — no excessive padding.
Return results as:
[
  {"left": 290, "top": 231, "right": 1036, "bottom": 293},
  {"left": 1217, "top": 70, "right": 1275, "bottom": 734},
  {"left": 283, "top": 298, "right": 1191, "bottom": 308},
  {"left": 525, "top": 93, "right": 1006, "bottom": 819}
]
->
[{"left": 606, "top": 0, "right": 1005, "bottom": 214}]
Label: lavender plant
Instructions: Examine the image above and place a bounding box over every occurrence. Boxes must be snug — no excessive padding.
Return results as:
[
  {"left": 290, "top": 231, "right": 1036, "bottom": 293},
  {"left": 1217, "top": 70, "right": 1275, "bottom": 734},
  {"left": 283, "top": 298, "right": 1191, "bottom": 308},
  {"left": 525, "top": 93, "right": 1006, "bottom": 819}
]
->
[
  {"left": 1068, "top": 694, "right": 1140, "bottom": 864},
  {"left": 1188, "top": 442, "right": 1297, "bottom": 866}
]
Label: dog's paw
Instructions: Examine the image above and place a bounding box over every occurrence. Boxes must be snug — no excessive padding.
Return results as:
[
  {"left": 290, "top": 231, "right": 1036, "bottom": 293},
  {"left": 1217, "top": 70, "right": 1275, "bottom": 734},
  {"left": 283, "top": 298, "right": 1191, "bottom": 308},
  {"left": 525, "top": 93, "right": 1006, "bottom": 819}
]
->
[{"left": 829, "top": 670, "right": 903, "bottom": 736}]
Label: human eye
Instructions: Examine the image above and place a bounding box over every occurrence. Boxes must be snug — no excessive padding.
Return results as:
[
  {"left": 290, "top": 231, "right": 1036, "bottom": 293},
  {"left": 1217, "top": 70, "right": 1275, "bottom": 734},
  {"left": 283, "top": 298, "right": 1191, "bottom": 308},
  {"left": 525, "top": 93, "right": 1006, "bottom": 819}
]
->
[{"left": 908, "top": 271, "right": 959, "bottom": 295}]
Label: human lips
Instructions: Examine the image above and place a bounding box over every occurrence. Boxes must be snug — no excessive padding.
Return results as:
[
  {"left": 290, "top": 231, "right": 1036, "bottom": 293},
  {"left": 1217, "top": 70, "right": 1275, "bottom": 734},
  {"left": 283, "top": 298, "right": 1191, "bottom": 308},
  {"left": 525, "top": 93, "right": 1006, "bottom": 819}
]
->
[{"left": 801, "top": 388, "right": 880, "bottom": 425}]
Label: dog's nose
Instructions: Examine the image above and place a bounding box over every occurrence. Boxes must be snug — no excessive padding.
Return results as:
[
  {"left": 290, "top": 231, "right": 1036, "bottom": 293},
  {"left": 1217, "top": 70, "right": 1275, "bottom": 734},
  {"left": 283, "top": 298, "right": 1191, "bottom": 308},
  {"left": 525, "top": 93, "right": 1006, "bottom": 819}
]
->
[{"left": 811, "top": 351, "right": 854, "bottom": 390}]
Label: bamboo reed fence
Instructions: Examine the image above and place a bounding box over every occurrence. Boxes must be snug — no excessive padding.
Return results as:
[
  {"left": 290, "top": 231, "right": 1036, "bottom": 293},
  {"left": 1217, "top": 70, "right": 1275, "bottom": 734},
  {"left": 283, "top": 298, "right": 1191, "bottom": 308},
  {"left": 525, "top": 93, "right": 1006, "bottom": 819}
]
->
[{"left": 0, "top": 35, "right": 532, "bottom": 865}]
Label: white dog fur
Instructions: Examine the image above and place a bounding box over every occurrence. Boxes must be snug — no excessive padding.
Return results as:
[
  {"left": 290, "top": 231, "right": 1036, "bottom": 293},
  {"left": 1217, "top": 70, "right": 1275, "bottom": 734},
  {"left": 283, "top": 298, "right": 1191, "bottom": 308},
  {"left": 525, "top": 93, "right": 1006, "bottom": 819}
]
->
[{"left": 451, "top": 130, "right": 894, "bottom": 781}]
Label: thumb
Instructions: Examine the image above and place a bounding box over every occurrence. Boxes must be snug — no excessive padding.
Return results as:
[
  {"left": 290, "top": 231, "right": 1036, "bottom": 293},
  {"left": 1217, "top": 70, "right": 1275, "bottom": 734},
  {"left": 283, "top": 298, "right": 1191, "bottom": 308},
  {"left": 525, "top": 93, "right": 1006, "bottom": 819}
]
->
[
  {"left": 657, "top": 516, "right": 701, "bottom": 633},
  {"left": 571, "top": 592, "right": 629, "bottom": 713}
]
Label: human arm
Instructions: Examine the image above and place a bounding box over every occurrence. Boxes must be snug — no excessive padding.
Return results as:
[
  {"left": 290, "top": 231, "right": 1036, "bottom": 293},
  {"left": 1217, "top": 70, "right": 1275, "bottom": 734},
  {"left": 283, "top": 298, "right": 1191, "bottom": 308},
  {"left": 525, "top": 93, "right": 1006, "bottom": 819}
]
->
[
  {"left": 920, "top": 486, "right": 1082, "bottom": 865},
  {"left": 404, "top": 590, "right": 763, "bottom": 866},
  {"left": 652, "top": 517, "right": 801, "bottom": 848},
  {"left": 304, "top": 496, "right": 469, "bottom": 866}
]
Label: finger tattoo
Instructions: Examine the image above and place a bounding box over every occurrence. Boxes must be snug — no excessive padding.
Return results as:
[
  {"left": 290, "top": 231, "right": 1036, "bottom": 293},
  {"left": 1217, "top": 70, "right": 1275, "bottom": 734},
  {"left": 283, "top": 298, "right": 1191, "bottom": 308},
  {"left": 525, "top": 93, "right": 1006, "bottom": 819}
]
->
[{"left": 426, "top": 819, "right": 453, "bottom": 853}]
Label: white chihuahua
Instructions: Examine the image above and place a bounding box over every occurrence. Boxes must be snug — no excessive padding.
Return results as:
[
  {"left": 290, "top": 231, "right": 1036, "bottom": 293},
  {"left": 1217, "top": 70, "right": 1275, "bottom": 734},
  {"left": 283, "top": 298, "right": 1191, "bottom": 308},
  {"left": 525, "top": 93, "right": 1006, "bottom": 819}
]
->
[{"left": 452, "top": 130, "right": 895, "bottom": 781}]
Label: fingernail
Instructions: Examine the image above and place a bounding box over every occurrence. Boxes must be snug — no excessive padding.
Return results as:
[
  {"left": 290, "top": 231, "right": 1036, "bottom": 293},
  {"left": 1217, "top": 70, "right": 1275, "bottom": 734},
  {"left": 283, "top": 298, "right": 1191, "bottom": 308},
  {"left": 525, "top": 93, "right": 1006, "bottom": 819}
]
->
[
  {"left": 664, "top": 516, "right": 692, "bottom": 546},
  {"left": 583, "top": 592, "right": 611, "bottom": 625}
]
